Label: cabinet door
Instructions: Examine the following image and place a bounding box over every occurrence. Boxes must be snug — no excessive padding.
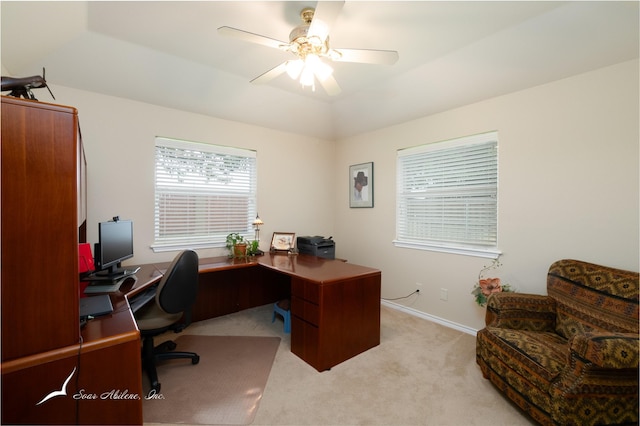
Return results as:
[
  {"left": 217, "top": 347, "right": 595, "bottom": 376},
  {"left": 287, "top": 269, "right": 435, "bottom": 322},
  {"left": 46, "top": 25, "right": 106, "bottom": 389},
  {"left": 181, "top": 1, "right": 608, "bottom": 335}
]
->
[
  {"left": 1, "top": 337, "right": 143, "bottom": 425},
  {"left": 1, "top": 97, "right": 80, "bottom": 361}
]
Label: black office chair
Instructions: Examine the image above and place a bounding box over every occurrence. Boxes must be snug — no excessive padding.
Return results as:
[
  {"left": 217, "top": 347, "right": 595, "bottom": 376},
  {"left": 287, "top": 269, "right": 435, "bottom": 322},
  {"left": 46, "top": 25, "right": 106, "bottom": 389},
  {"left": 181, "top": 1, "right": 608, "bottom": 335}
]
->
[{"left": 134, "top": 250, "right": 200, "bottom": 393}]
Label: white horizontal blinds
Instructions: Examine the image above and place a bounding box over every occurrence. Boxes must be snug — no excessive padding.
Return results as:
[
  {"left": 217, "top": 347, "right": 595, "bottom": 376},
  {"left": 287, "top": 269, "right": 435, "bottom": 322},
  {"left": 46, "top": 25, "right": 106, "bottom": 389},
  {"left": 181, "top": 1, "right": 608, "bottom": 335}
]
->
[
  {"left": 397, "top": 132, "right": 498, "bottom": 249},
  {"left": 154, "top": 137, "right": 257, "bottom": 248}
]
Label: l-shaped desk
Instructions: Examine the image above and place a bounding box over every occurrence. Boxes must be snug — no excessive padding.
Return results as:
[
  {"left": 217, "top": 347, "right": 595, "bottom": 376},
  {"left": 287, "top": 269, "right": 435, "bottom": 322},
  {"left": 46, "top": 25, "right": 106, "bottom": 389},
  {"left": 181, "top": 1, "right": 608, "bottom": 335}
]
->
[
  {"left": 2, "top": 253, "right": 381, "bottom": 425},
  {"left": 130, "top": 253, "right": 382, "bottom": 373}
]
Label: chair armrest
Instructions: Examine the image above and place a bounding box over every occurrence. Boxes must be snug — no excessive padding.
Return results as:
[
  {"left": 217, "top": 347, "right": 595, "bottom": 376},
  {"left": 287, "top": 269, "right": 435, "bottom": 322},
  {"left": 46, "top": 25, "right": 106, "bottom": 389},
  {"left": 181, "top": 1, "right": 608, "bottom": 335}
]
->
[
  {"left": 551, "top": 333, "right": 639, "bottom": 425},
  {"left": 570, "top": 332, "right": 639, "bottom": 369},
  {"left": 485, "top": 292, "right": 556, "bottom": 331}
]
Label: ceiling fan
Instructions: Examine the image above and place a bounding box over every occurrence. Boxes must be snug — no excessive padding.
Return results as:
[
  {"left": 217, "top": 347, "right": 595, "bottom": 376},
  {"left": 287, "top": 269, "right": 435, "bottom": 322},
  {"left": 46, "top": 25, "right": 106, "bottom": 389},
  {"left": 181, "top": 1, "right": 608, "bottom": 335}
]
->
[{"left": 218, "top": 1, "right": 399, "bottom": 96}]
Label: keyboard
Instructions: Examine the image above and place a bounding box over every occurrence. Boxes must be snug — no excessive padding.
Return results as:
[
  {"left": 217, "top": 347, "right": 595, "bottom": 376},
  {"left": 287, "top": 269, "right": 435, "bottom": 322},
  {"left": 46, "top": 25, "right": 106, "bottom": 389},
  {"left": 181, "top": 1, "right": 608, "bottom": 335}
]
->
[{"left": 129, "top": 284, "right": 158, "bottom": 313}]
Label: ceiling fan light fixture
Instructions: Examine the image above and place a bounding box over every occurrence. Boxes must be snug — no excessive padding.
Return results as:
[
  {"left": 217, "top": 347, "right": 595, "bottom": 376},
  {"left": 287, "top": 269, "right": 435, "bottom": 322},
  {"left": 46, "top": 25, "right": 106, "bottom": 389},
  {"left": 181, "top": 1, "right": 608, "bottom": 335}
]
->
[
  {"left": 307, "top": 55, "right": 333, "bottom": 81},
  {"left": 219, "top": 2, "right": 397, "bottom": 97},
  {"left": 286, "top": 59, "right": 304, "bottom": 79},
  {"left": 290, "top": 54, "right": 333, "bottom": 90},
  {"left": 300, "top": 67, "right": 315, "bottom": 87}
]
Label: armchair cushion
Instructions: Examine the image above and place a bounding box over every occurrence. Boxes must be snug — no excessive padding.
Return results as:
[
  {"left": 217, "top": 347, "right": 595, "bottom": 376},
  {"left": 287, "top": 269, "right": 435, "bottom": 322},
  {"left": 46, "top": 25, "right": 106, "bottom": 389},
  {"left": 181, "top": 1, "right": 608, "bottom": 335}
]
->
[
  {"left": 480, "top": 327, "right": 567, "bottom": 385},
  {"left": 476, "top": 259, "right": 639, "bottom": 426}
]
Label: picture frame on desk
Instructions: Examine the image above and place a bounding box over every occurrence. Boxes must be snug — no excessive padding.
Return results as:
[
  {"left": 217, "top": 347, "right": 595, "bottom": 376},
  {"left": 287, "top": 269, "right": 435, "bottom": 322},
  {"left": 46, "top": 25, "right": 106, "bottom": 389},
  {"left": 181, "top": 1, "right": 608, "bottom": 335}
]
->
[
  {"left": 350, "top": 162, "right": 373, "bottom": 208},
  {"left": 270, "top": 232, "right": 295, "bottom": 252}
]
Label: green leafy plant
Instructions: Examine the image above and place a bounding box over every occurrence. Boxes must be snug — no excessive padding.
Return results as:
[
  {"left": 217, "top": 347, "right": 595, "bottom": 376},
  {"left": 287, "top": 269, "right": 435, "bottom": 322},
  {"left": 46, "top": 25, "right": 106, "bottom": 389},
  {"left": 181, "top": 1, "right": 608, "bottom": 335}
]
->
[
  {"left": 225, "top": 233, "right": 247, "bottom": 258},
  {"left": 246, "top": 240, "right": 260, "bottom": 256}
]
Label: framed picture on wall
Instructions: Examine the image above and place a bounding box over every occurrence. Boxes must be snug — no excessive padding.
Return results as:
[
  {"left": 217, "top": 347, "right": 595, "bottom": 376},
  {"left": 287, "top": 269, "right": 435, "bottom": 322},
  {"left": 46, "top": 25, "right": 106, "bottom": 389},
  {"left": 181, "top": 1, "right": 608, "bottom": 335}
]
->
[{"left": 350, "top": 162, "right": 374, "bottom": 208}]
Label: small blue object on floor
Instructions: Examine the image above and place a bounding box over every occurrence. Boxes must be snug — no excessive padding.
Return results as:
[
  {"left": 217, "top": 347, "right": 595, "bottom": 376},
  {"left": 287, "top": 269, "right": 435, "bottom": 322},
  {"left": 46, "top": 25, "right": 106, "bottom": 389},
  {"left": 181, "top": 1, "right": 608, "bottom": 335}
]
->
[{"left": 272, "top": 299, "right": 291, "bottom": 333}]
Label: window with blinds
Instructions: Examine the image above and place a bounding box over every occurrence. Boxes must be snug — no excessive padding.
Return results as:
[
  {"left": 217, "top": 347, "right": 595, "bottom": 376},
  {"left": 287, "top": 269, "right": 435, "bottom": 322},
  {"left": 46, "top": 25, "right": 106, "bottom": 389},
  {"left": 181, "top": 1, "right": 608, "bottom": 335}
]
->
[
  {"left": 152, "top": 137, "right": 257, "bottom": 252},
  {"left": 394, "top": 132, "right": 500, "bottom": 258}
]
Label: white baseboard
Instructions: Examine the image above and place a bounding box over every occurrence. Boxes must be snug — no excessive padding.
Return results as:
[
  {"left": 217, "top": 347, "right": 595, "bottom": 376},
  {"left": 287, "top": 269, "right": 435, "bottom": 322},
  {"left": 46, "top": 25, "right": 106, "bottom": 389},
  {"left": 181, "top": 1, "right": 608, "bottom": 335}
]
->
[{"left": 381, "top": 299, "right": 478, "bottom": 336}]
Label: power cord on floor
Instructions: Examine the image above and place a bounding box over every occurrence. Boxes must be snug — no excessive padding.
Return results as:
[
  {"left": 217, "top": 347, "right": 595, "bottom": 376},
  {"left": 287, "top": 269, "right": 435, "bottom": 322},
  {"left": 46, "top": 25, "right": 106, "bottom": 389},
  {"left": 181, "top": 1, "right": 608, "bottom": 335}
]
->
[{"left": 381, "top": 289, "right": 419, "bottom": 301}]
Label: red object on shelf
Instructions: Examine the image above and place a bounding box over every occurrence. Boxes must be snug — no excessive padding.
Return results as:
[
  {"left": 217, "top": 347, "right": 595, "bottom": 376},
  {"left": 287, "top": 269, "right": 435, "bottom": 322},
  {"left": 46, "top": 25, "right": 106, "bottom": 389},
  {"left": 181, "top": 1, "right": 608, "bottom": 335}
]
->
[{"left": 79, "top": 243, "right": 95, "bottom": 273}]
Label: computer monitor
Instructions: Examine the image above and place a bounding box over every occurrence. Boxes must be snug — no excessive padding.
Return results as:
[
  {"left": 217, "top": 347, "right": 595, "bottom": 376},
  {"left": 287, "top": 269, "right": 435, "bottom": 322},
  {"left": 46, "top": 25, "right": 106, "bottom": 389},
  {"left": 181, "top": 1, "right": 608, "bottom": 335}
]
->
[{"left": 94, "top": 219, "right": 134, "bottom": 278}]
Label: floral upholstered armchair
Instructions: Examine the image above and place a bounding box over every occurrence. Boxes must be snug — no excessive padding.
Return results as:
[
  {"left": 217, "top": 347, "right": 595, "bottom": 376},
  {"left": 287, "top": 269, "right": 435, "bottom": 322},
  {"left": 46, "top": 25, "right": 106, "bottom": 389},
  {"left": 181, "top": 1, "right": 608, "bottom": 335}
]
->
[{"left": 476, "top": 259, "right": 639, "bottom": 426}]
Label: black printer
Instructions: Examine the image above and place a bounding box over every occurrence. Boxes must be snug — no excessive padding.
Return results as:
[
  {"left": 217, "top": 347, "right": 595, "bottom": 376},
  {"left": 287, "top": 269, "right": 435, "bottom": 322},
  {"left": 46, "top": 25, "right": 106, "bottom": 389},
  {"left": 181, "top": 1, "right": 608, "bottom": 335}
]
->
[{"left": 296, "top": 236, "right": 335, "bottom": 259}]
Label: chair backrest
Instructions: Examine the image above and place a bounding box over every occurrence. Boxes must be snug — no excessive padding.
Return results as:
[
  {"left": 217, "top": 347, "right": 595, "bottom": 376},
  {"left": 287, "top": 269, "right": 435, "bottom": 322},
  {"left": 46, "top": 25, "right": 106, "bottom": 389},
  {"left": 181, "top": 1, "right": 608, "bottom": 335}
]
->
[
  {"left": 156, "top": 250, "right": 199, "bottom": 315},
  {"left": 547, "top": 259, "right": 639, "bottom": 340}
]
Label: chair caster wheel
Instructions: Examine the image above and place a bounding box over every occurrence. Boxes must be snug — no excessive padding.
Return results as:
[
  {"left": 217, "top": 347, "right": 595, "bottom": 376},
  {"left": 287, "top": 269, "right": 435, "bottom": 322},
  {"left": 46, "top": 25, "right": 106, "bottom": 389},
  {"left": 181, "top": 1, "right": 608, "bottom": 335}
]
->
[
  {"left": 192, "top": 355, "right": 200, "bottom": 364},
  {"left": 166, "top": 341, "right": 177, "bottom": 351}
]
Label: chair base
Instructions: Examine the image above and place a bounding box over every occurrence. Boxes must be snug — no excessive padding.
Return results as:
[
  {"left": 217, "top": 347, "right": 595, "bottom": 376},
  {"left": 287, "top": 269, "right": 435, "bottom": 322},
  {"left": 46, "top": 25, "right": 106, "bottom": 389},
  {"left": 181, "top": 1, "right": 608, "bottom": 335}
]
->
[
  {"left": 142, "top": 336, "right": 199, "bottom": 393},
  {"left": 272, "top": 300, "right": 291, "bottom": 333}
]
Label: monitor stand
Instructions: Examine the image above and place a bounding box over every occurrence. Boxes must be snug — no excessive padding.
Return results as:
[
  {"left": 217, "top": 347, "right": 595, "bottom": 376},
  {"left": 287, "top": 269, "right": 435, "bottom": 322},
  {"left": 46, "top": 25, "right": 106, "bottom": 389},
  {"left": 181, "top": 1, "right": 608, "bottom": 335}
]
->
[{"left": 84, "top": 266, "right": 140, "bottom": 282}]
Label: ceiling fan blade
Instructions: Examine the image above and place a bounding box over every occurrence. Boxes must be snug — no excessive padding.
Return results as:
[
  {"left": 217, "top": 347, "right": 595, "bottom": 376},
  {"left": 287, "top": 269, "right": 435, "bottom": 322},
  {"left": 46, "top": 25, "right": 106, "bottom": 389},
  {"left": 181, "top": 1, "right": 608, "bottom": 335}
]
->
[
  {"left": 250, "top": 62, "right": 288, "bottom": 84},
  {"left": 317, "top": 73, "right": 341, "bottom": 96},
  {"left": 308, "top": 0, "right": 345, "bottom": 41},
  {"left": 218, "top": 26, "right": 287, "bottom": 50},
  {"left": 331, "top": 48, "right": 399, "bottom": 65}
]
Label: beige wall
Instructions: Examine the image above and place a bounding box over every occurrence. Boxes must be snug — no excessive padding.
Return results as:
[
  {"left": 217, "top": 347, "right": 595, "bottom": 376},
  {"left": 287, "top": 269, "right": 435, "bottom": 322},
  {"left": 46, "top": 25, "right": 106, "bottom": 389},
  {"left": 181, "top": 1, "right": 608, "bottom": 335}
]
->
[
  {"left": 334, "top": 59, "right": 639, "bottom": 331},
  {"left": 50, "top": 59, "right": 638, "bottom": 332},
  {"left": 52, "top": 85, "right": 337, "bottom": 265}
]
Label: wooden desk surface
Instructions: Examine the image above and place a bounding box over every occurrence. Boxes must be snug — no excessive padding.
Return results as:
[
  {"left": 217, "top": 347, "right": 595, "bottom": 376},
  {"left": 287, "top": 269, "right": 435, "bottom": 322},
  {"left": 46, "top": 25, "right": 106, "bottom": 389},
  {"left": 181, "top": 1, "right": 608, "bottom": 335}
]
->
[
  {"left": 258, "top": 253, "right": 379, "bottom": 283},
  {"left": 81, "top": 253, "right": 380, "bottom": 344},
  {"left": 148, "top": 253, "right": 379, "bottom": 283},
  {"left": 123, "top": 253, "right": 379, "bottom": 292}
]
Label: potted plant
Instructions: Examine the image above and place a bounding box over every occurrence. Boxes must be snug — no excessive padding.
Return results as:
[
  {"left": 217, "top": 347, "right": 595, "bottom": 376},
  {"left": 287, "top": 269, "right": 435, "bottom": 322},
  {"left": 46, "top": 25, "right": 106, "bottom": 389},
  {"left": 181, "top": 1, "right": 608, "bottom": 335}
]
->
[
  {"left": 247, "top": 240, "right": 262, "bottom": 256},
  {"left": 226, "top": 233, "right": 247, "bottom": 258}
]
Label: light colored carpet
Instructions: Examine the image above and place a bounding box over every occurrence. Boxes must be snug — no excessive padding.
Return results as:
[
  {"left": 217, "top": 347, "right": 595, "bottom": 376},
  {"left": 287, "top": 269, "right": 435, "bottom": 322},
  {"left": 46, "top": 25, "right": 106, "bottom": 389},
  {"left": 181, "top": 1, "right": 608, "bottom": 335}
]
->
[
  {"left": 143, "top": 335, "right": 280, "bottom": 425},
  {"left": 147, "top": 304, "right": 536, "bottom": 426}
]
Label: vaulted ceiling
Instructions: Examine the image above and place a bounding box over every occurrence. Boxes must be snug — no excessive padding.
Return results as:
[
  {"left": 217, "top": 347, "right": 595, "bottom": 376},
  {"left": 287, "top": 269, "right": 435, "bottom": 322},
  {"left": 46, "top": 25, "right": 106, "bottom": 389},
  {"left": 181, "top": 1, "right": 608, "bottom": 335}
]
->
[{"left": 2, "top": 1, "right": 638, "bottom": 140}]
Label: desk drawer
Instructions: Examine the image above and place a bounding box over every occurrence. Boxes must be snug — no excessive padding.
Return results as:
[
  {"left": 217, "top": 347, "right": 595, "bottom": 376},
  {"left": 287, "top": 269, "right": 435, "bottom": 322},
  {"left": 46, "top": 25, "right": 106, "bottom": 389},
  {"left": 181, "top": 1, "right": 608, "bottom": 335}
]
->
[
  {"left": 291, "top": 295, "right": 319, "bottom": 326},
  {"left": 291, "top": 277, "right": 320, "bottom": 304},
  {"left": 291, "top": 315, "right": 320, "bottom": 369}
]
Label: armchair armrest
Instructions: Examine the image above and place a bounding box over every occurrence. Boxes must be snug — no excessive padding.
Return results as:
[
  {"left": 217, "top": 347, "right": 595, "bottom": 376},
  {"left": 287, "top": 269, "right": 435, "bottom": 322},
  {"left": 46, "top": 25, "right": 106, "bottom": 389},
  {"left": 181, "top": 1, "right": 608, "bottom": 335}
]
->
[
  {"left": 485, "top": 292, "right": 556, "bottom": 331},
  {"left": 570, "top": 332, "right": 639, "bottom": 369},
  {"left": 550, "top": 332, "right": 639, "bottom": 423}
]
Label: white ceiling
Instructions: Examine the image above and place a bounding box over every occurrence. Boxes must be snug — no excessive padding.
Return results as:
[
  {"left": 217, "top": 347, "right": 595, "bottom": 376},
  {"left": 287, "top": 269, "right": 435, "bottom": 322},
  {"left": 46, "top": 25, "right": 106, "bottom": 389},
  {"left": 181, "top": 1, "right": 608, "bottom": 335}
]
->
[{"left": 2, "top": 1, "right": 638, "bottom": 140}]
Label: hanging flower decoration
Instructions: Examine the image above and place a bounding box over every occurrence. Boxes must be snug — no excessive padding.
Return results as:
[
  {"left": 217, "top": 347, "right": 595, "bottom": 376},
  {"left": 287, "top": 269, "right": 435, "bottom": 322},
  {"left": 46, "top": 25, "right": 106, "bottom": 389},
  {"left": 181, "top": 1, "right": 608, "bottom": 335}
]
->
[{"left": 471, "top": 256, "right": 513, "bottom": 307}]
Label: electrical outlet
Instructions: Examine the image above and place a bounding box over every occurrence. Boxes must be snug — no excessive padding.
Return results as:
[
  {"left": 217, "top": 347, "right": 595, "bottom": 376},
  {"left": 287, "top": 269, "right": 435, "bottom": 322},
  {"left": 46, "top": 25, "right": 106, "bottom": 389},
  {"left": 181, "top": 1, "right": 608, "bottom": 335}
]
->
[
  {"left": 440, "top": 288, "right": 448, "bottom": 301},
  {"left": 416, "top": 282, "right": 423, "bottom": 294}
]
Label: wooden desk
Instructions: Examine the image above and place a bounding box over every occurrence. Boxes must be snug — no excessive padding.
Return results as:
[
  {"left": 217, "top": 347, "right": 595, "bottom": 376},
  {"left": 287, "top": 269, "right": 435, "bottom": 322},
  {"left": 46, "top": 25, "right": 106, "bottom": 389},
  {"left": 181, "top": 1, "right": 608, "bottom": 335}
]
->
[
  {"left": 2, "top": 254, "right": 380, "bottom": 425},
  {"left": 131, "top": 253, "right": 381, "bottom": 371},
  {"left": 259, "top": 254, "right": 381, "bottom": 371}
]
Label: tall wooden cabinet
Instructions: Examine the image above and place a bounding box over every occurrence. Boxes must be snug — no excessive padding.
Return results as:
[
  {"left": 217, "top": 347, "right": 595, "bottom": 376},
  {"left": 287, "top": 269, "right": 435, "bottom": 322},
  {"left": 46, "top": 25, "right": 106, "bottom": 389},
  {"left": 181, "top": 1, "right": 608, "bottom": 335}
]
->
[
  {"left": 1, "top": 96, "right": 80, "bottom": 361},
  {"left": 1, "top": 97, "right": 145, "bottom": 425}
]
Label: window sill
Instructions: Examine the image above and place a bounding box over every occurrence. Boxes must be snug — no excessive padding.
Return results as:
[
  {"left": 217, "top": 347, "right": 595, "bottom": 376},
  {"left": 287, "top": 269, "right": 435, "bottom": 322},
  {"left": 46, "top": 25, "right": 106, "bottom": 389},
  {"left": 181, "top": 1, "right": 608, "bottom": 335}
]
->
[{"left": 392, "top": 240, "right": 501, "bottom": 259}]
